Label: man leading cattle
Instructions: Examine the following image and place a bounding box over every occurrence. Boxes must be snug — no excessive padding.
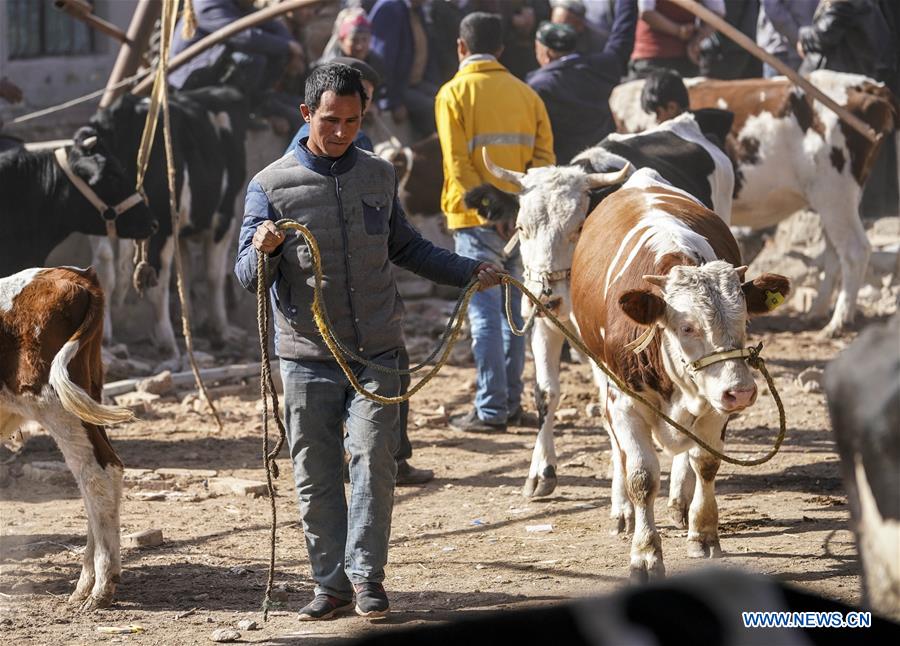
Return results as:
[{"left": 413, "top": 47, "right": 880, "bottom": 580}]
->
[{"left": 235, "top": 63, "right": 503, "bottom": 621}]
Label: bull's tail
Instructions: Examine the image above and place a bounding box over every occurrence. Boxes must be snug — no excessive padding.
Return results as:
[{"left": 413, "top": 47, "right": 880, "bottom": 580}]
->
[{"left": 48, "top": 279, "right": 134, "bottom": 427}]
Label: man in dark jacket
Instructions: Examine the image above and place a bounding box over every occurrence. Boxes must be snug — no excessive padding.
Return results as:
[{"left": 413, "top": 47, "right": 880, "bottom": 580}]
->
[
  {"left": 235, "top": 64, "right": 502, "bottom": 621},
  {"left": 526, "top": 5, "right": 637, "bottom": 163},
  {"left": 169, "top": 0, "right": 304, "bottom": 133},
  {"left": 368, "top": 0, "right": 439, "bottom": 137},
  {"left": 797, "top": 0, "right": 883, "bottom": 76}
]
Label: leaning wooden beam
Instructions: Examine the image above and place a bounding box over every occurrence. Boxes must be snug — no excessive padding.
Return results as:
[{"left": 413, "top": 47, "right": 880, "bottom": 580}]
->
[
  {"left": 100, "top": 0, "right": 161, "bottom": 109},
  {"left": 53, "top": 0, "right": 130, "bottom": 45},
  {"left": 669, "top": 0, "right": 879, "bottom": 144},
  {"left": 131, "top": 0, "right": 327, "bottom": 96},
  {"left": 103, "top": 362, "right": 279, "bottom": 398}
]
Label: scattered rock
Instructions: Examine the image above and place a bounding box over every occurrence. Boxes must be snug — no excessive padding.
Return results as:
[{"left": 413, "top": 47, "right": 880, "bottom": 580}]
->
[
  {"left": 21, "top": 461, "right": 74, "bottom": 485},
  {"left": 796, "top": 367, "right": 825, "bottom": 393},
  {"left": 114, "top": 390, "right": 161, "bottom": 415},
  {"left": 210, "top": 628, "right": 241, "bottom": 643},
  {"left": 136, "top": 370, "right": 174, "bottom": 396},
  {"left": 122, "top": 528, "right": 164, "bottom": 548},
  {"left": 236, "top": 619, "right": 258, "bottom": 631},
  {"left": 556, "top": 407, "right": 578, "bottom": 422},
  {"left": 123, "top": 468, "right": 154, "bottom": 480},
  {"left": 209, "top": 477, "right": 268, "bottom": 498},
  {"left": 156, "top": 468, "right": 218, "bottom": 479},
  {"left": 585, "top": 403, "right": 603, "bottom": 418}
]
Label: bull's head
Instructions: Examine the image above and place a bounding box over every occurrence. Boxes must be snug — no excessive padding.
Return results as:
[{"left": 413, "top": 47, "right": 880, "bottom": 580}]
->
[
  {"left": 68, "top": 126, "right": 158, "bottom": 240},
  {"left": 619, "top": 261, "right": 790, "bottom": 415},
  {"left": 481, "top": 148, "right": 629, "bottom": 318}
]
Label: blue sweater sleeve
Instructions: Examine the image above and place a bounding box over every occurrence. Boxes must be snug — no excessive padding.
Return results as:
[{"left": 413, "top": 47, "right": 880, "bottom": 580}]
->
[
  {"left": 387, "top": 194, "right": 480, "bottom": 287},
  {"left": 603, "top": 0, "right": 638, "bottom": 74},
  {"left": 368, "top": 1, "right": 407, "bottom": 111},
  {"left": 235, "top": 179, "right": 282, "bottom": 292},
  {"left": 195, "top": 0, "right": 292, "bottom": 57}
]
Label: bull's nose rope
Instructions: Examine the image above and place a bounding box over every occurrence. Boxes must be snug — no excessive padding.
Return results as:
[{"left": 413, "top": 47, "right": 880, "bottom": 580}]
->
[{"left": 255, "top": 221, "right": 787, "bottom": 614}]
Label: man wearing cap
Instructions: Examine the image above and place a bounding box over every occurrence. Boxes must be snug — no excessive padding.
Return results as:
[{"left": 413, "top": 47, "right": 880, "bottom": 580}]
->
[
  {"left": 528, "top": 6, "right": 636, "bottom": 163},
  {"left": 550, "top": 0, "right": 607, "bottom": 56},
  {"left": 437, "top": 12, "right": 555, "bottom": 433}
]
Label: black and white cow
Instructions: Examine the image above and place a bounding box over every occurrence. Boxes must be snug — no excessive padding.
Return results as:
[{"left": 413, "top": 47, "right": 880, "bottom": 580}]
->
[
  {"left": 0, "top": 126, "right": 157, "bottom": 276},
  {"left": 469, "top": 112, "right": 734, "bottom": 501},
  {"left": 88, "top": 86, "right": 249, "bottom": 356}
]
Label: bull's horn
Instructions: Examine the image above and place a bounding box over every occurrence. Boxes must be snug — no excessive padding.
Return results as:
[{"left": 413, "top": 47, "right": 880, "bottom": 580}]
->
[
  {"left": 642, "top": 274, "right": 667, "bottom": 288},
  {"left": 585, "top": 162, "right": 631, "bottom": 189},
  {"left": 482, "top": 147, "right": 525, "bottom": 191},
  {"left": 735, "top": 265, "right": 748, "bottom": 281},
  {"left": 81, "top": 135, "right": 98, "bottom": 149},
  {"left": 389, "top": 136, "right": 402, "bottom": 148}
]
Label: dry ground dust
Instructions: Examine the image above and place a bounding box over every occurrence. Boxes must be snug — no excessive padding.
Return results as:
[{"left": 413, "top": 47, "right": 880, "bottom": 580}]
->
[{"left": 0, "top": 313, "right": 877, "bottom": 645}]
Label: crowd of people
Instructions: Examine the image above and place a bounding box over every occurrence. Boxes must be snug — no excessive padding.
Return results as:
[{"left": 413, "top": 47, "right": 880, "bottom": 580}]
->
[{"left": 150, "top": 0, "right": 900, "bottom": 624}]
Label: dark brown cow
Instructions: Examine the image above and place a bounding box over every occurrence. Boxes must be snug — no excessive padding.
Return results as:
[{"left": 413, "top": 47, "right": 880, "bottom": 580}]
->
[
  {"left": 570, "top": 168, "right": 789, "bottom": 581},
  {"left": 610, "top": 70, "right": 898, "bottom": 337},
  {"left": 0, "top": 267, "right": 131, "bottom": 610},
  {"left": 376, "top": 133, "right": 443, "bottom": 215}
]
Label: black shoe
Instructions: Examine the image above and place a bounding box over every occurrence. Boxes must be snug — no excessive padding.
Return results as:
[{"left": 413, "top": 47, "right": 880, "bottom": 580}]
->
[
  {"left": 298, "top": 593, "right": 352, "bottom": 621},
  {"left": 449, "top": 409, "right": 507, "bottom": 433},
  {"left": 395, "top": 459, "right": 434, "bottom": 486},
  {"left": 507, "top": 406, "right": 538, "bottom": 428},
  {"left": 354, "top": 582, "right": 390, "bottom": 619}
]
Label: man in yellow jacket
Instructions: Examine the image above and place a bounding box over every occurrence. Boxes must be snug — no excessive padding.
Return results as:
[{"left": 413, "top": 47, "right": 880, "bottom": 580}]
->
[{"left": 436, "top": 12, "right": 555, "bottom": 433}]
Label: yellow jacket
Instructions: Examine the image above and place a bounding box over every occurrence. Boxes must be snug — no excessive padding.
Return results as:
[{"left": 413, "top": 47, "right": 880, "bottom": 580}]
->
[{"left": 435, "top": 59, "right": 555, "bottom": 230}]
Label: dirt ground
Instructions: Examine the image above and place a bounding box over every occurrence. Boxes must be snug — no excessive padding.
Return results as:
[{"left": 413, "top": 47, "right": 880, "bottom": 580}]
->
[{"left": 0, "top": 307, "right": 882, "bottom": 645}]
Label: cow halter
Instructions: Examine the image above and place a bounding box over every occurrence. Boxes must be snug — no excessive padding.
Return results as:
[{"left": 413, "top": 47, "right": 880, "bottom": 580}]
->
[
  {"left": 624, "top": 325, "right": 765, "bottom": 373},
  {"left": 54, "top": 146, "right": 146, "bottom": 239}
]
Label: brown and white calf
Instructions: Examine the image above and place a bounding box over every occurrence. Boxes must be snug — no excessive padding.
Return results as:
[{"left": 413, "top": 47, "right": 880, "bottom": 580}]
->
[
  {"left": 610, "top": 70, "right": 898, "bottom": 337},
  {"left": 0, "top": 267, "right": 131, "bottom": 610},
  {"left": 571, "top": 168, "right": 790, "bottom": 580}
]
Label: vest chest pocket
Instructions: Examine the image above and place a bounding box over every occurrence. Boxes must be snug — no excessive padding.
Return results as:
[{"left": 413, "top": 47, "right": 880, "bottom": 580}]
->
[{"left": 361, "top": 193, "right": 390, "bottom": 235}]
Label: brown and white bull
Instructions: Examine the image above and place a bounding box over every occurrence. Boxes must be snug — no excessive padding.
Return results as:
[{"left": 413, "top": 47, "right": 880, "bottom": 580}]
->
[
  {"left": 570, "top": 169, "right": 790, "bottom": 580},
  {"left": 0, "top": 267, "right": 131, "bottom": 610},
  {"left": 610, "top": 70, "right": 898, "bottom": 338},
  {"left": 479, "top": 112, "right": 734, "bottom": 500}
]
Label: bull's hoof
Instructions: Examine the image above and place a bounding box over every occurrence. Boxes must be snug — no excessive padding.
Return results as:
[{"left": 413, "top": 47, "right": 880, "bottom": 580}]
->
[
  {"left": 609, "top": 512, "right": 635, "bottom": 536},
  {"left": 667, "top": 500, "right": 689, "bottom": 529},
  {"left": 523, "top": 466, "right": 557, "bottom": 498},
  {"left": 686, "top": 537, "right": 722, "bottom": 559},
  {"left": 68, "top": 588, "right": 91, "bottom": 605},
  {"left": 817, "top": 323, "right": 846, "bottom": 340},
  {"left": 629, "top": 560, "right": 665, "bottom": 584},
  {"left": 78, "top": 593, "right": 114, "bottom": 612}
]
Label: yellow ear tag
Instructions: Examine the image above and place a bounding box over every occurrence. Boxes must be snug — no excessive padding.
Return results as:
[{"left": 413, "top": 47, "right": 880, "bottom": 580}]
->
[{"left": 765, "top": 290, "right": 784, "bottom": 310}]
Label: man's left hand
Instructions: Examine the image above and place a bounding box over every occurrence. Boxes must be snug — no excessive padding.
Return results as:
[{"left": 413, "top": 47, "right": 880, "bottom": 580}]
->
[{"left": 474, "top": 262, "right": 507, "bottom": 290}]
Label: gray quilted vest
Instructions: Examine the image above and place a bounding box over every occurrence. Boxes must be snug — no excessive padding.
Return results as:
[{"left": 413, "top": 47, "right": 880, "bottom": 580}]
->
[{"left": 254, "top": 146, "right": 403, "bottom": 360}]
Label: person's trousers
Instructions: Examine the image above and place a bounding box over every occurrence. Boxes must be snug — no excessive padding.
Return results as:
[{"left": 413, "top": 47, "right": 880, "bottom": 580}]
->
[
  {"left": 281, "top": 351, "right": 401, "bottom": 600},
  {"left": 628, "top": 56, "right": 698, "bottom": 80},
  {"left": 453, "top": 226, "right": 525, "bottom": 424}
]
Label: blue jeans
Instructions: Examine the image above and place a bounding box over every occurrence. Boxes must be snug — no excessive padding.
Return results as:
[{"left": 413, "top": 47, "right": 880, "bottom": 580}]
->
[
  {"left": 453, "top": 226, "right": 525, "bottom": 424},
  {"left": 280, "top": 351, "right": 401, "bottom": 600}
]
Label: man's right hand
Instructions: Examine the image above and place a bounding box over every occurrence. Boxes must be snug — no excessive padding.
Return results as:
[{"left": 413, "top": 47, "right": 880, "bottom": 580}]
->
[{"left": 253, "top": 221, "right": 286, "bottom": 255}]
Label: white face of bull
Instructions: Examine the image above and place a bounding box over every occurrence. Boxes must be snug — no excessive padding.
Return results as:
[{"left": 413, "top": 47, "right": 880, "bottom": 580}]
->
[
  {"left": 515, "top": 166, "right": 595, "bottom": 317},
  {"left": 622, "top": 261, "right": 771, "bottom": 415},
  {"left": 482, "top": 150, "right": 629, "bottom": 318}
]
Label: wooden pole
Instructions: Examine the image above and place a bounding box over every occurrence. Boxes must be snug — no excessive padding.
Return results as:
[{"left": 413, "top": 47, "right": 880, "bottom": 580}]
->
[
  {"left": 54, "top": 0, "right": 130, "bottom": 45},
  {"left": 100, "top": 0, "right": 161, "bottom": 109},
  {"left": 131, "top": 0, "right": 326, "bottom": 96},
  {"left": 668, "top": 0, "right": 879, "bottom": 144}
]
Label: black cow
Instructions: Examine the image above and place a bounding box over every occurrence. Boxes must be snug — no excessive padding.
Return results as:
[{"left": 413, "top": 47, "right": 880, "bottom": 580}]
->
[
  {"left": 0, "top": 126, "right": 157, "bottom": 277},
  {"left": 465, "top": 109, "right": 735, "bottom": 225},
  {"left": 89, "top": 87, "right": 248, "bottom": 356},
  {"left": 825, "top": 312, "right": 900, "bottom": 621}
]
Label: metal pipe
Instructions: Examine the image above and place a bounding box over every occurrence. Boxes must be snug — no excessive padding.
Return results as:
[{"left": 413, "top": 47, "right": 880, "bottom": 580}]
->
[
  {"left": 131, "top": 0, "right": 326, "bottom": 96},
  {"left": 53, "top": 0, "right": 131, "bottom": 45},
  {"left": 99, "top": 0, "right": 161, "bottom": 108},
  {"left": 669, "top": 0, "right": 879, "bottom": 144}
]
